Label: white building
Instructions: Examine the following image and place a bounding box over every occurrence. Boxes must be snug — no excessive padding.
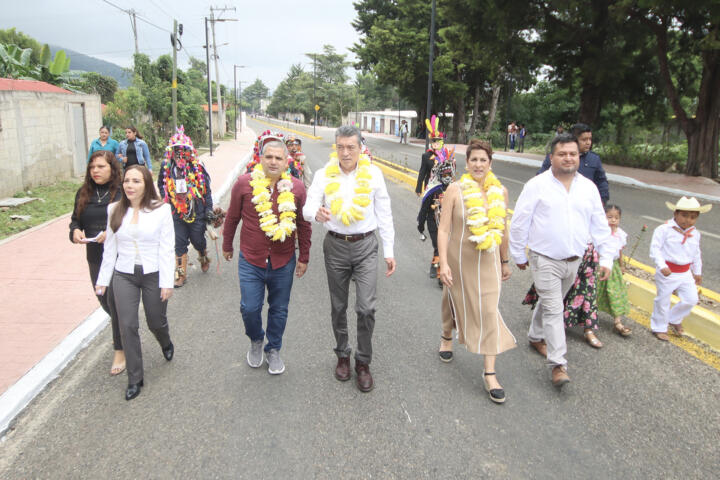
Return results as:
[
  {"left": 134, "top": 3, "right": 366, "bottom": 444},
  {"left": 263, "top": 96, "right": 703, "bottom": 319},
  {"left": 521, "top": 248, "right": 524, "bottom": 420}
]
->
[{"left": 345, "top": 109, "right": 418, "bottom": 136}]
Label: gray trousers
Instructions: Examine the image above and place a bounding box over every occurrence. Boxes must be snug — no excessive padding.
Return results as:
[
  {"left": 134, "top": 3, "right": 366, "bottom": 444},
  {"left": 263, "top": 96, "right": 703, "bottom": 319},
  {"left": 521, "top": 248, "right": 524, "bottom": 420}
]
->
[
  {"left": 113, "top": 266, "right": 171, "bottom": 384},
  {"left": 527, "top": 251, "right": 581, "bottom": 368},
  {"left": 323, "top": 232, "right": 378, "bottom": 364},
  {"left": 88, "top": 262, "right": 121, "bottom": 350}
]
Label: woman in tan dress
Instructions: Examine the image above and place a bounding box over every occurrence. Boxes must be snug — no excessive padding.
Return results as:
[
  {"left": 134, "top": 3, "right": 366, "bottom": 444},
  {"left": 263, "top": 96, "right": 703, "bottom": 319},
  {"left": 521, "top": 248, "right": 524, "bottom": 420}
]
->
[{"left": 437, "top": 139, "right": 516, "bottom": 404}]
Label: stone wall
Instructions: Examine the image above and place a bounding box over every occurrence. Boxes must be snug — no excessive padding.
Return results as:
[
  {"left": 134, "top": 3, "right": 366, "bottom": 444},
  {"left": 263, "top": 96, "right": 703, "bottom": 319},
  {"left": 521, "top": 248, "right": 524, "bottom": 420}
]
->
[{"left": 0, "top": 91, "right": 102, "bottom": 197}]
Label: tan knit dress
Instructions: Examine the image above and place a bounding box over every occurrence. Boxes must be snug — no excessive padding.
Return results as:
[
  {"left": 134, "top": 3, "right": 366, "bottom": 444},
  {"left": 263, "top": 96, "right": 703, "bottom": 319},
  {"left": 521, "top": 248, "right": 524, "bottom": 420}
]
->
[{"left": 441, "top": 187, "right": 517, "bottom": 355}]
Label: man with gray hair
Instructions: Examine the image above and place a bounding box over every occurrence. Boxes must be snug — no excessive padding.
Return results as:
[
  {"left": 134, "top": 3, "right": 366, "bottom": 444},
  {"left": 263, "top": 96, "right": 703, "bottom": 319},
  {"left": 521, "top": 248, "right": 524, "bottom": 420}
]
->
[
  {"left": 303, "top": 125, "right": 396, "bottom": 392},
  {"left": 222, "top": 134, "right": 312, "bottom": 375}
]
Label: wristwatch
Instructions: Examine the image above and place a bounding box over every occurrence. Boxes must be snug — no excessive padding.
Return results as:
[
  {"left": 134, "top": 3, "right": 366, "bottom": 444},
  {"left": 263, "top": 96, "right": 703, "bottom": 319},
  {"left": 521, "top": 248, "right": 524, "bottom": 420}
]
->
[{"left": 501, "top": 259, "right": 510, "bottom": 264}]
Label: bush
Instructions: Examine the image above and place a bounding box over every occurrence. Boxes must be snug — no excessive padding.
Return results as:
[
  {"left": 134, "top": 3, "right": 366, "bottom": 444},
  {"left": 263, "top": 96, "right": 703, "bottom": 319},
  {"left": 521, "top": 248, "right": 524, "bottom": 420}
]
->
[{"left": 594, "top": 143, "right": 687, "bottom": 172}]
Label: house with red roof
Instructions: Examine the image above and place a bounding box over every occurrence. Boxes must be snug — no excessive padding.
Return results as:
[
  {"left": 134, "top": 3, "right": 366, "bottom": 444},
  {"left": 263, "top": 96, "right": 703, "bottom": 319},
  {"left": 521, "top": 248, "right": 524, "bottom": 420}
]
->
[{"left": 0, "top": 78, "right": 102, "bottom": 197}]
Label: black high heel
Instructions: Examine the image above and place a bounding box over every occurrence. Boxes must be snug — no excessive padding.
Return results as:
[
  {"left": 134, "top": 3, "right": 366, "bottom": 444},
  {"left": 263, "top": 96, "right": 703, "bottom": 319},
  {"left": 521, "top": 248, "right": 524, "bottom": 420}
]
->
[
  {"left": 162, "top": 341, "right": 174, "bottom": 361},
  {"left": 483, "top": 372, "right": 505, "bottom": 404},
  {"left": 125, "top": 379, "right": 144, "bottom": 401}
]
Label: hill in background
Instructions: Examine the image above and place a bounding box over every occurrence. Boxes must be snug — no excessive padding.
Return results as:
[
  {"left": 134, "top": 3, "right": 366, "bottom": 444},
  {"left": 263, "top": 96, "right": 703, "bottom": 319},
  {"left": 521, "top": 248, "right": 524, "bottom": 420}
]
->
[{"left": 49, "top": 45, "right": 131, "bottom": 88}]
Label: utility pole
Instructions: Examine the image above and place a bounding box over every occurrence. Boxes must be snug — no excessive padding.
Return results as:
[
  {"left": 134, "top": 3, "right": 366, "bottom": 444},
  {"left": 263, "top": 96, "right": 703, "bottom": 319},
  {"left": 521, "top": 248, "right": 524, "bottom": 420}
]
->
[
  {"left": 313, "top": 55, "right": 317, "bottom": 136},
  {"left": 129, "top": 10, "right": 139, "bottom": 55},
  {"left": 234, "top": 65, "right": 247, "bottom": 139},
  {"left": 209, "top": 6, "right": 237, "bottom": 139},
  {"left": 204, "top": 17, "right": 213, "bottom": 156},
  {"left": 171, "top": 20, "right": 183, "bottom": 130},
  {"left": 424, "top": 0, "right": 436, "bottom": 150}
]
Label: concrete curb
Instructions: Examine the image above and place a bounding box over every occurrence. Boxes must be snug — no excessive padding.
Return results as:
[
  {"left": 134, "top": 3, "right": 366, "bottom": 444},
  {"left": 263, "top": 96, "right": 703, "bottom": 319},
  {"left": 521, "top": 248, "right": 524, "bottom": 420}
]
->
[
  {"left": 0, "top": 145, "right": 254, "bottom": 438},
  {"left": 0, "top": 308, "right": 109, "bottom": 436},
  {"left": 253, "top": 118, "right": 322, "bottom": 140}
]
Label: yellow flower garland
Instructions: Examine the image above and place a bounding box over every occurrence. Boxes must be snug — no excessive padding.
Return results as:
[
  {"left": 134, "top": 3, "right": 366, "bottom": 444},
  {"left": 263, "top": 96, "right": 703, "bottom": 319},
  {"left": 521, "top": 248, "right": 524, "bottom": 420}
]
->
[
  {"left": 249, "top": 164, "right": 297, "bottom": 242},
  {"left": 459, "top": 171, "right": 506, "bottom": 251},
  {"left": 323, "top": 151, "right": 373, "bottom": 226}
]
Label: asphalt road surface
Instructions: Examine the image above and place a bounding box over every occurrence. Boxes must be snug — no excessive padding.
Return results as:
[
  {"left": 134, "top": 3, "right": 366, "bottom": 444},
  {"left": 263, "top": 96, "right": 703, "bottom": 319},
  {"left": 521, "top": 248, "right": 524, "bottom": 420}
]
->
[{"left": 1, "top": 119, "right": 718, "bottom": 479}]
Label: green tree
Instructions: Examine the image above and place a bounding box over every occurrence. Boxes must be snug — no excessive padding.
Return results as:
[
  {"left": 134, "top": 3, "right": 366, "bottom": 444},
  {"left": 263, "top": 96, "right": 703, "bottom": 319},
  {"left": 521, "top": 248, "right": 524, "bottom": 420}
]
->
[
  {"left": 0, "top": 28, "right": 43, "bottom": 63},
  {"left": 243, "top": 79, "right": 269, "bottom": 112},
  {"left": 69, "top": 72, "right": 118, "bottom": 103}
]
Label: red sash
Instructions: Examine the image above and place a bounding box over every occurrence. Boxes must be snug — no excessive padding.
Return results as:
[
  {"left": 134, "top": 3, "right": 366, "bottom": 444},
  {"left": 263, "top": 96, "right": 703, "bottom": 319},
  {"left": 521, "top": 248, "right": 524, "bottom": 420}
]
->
[{"left": 666, "top": 261, "right": 690, "bottom": 273}]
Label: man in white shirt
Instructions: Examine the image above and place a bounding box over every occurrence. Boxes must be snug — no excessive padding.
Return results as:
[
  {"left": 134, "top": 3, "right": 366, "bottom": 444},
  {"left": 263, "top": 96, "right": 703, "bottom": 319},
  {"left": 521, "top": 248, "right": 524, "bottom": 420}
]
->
[
  {"left": 509, "top": 134, "right": 612, "bottom": 388},
  {"left": 303, "top": 125, "right": 396, "bottom": 392}
]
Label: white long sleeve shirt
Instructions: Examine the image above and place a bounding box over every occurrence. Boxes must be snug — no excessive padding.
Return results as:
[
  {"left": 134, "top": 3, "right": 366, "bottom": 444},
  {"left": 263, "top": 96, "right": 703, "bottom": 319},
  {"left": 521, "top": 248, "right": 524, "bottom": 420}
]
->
[
  {"left": 303, "top": 163, "right": 395, "bottom": 258},
  {"left": 97, "top": 202, "right": 175, "bottom": 288},
  {"left": 649, "top": 219, "right": 702, "bottom": 275},
  {"left": 509, "top": 170, "right": 613, "bottom": 269}
]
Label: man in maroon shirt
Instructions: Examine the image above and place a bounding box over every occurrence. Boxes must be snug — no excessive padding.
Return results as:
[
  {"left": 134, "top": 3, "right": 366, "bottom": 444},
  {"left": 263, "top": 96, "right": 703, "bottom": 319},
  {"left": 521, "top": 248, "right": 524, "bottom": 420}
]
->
[{"left": 222, "top": 139, "right": 312, "bottom": 374}]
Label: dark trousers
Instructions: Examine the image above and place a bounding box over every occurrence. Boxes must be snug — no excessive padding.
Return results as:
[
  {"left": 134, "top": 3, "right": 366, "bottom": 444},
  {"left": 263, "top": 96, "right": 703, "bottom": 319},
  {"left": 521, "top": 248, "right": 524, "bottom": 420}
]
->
[
  {"left": 426, "top": 215, "right": 439, "bottom": 257},
  {"left": 174, "top": 218, "right": 207, "bottom": 256},
  {"left": 88, "top": 262, "right": 121, "bottom": 350},
  {"left": 518, "top": 136, "right": 525, "bottom": 153},
  {"left": 237, "top": 252, "right": 296, "bottom": 352},
  {"left": 113, "top": 266, "right": 171, "bottom": 384},
  {"left": 323, "top": 233, "right": 378, "bottom": 364}
]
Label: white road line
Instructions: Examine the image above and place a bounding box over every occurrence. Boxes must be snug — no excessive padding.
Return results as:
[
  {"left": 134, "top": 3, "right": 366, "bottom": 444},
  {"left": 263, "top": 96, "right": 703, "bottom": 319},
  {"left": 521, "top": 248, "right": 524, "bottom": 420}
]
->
[
  {"left": 495, "top": 175, "right": 525, "bottom": 185},
  {"left": 641, "top": 215, "right": 720, "bottom": 240}
]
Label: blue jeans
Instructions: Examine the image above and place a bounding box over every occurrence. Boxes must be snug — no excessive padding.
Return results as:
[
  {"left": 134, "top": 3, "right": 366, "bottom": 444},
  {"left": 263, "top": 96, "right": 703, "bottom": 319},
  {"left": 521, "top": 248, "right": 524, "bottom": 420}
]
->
[{"left": 237, "top": 252, "right": 296, "bottom": 352}]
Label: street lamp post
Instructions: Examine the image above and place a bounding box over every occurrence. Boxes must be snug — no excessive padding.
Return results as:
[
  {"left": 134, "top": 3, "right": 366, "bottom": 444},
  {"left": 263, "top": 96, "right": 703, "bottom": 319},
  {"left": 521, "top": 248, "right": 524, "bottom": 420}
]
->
[
  {"left": 204, "top": 17, "right": 213, "bottom": 156},
  {"left": 313, "top": 55, "right": 317, "bottom": 136},
  {"left": 234, "top": 65, "right": 247, "bottom": 139},
  {"left": 424, "top": 0, "right": 437, "bottom": 150}
]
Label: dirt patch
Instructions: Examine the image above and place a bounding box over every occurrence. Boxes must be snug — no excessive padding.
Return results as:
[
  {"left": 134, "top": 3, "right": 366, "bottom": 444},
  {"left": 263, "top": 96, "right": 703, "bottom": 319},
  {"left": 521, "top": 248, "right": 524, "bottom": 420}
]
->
[{"left": 624, "top": 264, "right": 720, "bottom": 315}]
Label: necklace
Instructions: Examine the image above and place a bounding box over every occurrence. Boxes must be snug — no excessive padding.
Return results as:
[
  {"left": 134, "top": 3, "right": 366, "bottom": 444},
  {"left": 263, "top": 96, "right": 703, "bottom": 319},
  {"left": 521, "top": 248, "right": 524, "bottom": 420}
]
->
[
  {"left": 323, "top": 151, "right": 372, "bottom": 226},
  {"left": 459, "top": 171, "right": 506, "bottom": 251},
  {"left": 249, "top": 164, "right": 296, "bottom": 242},
  {"left": 96, "top": 187, "right": 109, "bottom": 203}
]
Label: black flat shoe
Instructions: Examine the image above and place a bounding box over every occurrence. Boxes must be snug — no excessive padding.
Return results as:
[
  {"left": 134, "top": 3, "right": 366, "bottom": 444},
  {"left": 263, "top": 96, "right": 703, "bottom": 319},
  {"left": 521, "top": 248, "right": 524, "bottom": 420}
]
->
[
  {"left": 483, "top": 372, "right": 506, "bottom": 404},
  {"left": 162, "top": 342, "right": 174, "bottom": 361},
  {"left": 125, "top": 380, "right": 144, "bottom": 401}
]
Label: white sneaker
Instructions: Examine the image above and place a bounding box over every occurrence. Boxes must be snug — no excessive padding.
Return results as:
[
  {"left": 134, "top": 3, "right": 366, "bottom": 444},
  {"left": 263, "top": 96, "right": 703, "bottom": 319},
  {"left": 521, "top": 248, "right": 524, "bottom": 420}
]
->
[
  {"left": 247, "top": 340, "right": 264, "bottom": 368},
  {"left": 266, "top": 349, "right": 285, "bottom": 375}
]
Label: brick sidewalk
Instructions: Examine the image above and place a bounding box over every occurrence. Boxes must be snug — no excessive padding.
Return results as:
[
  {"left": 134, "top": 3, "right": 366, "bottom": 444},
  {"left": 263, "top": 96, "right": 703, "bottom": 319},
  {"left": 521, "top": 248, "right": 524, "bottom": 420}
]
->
[{"left": 0, "top": 130, "right": 256, "bottom": 397}]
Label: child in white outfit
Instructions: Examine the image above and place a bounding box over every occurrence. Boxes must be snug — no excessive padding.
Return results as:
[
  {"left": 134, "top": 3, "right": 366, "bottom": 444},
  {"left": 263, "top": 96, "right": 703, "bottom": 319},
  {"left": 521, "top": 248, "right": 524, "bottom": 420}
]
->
[{"left": 649, "top": 196, "right": 711, "bottom": 341}]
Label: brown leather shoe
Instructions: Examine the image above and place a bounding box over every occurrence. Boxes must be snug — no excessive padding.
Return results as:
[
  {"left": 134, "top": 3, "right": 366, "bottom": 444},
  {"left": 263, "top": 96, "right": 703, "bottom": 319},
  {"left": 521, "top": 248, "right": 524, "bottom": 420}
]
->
[
  {"left": 198, "top": 250, "right": 211, "bottom": 273},
  {"left": 355, "top": 361, "right": 374, "bottom": 392},
  {"left": 551, "top": 365, "right": 570, "bottom": 388},
  {"left": 334, "top": 357, "right": 351, "bottom": 381},
  {"left": 529, "top": 340, "right": 547, "bottom": 357}
]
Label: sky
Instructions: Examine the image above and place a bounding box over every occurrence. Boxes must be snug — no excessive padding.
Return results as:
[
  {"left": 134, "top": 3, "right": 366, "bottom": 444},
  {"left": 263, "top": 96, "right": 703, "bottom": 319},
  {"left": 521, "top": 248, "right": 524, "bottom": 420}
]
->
[{"left": 1, "top": 0, "right": 361, "bottom": 92}]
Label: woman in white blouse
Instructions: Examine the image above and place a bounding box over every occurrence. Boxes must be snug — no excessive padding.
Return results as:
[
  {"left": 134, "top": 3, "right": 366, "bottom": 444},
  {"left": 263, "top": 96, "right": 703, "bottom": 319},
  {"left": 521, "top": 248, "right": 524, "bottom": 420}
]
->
[{"left": 96, "top": 165, "right": 175, "bottom": 401}]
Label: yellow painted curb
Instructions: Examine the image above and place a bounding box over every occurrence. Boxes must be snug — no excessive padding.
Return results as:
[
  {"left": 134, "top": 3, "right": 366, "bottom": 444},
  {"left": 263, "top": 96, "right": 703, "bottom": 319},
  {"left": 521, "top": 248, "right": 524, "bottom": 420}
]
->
[
  {"left": 625, "top": 274, "right": 720, "bottom": 352},
  {"left": 253, "top": 118, "right": 322, "bottom": 140},
  {"left": 625, "top": 256, "right": 720, "bottom": 304}
]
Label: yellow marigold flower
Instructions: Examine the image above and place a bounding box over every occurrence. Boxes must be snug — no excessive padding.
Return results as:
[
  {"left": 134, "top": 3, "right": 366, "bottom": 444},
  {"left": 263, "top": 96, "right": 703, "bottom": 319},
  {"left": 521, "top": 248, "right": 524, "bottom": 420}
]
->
[
  {"left": 279, "top": 211, "right": 296, "bottom": 220},
  {"left": 355, "top": 187, "right": 372, "bottom": 195},
  {"left": 325, "top": 182, "right": 340, "bottom": 195},
  {"left": 277, "top": 192, "right": 294, "bottom": 203},
  {"left": 353, "top": 196, "right": 371, "bottom": 207},
  {"left": 331, "top": 198, "right": 343, "bottom": 215},
  {"left": 487, "top": 207, "right": 506, "bottom": 218}
]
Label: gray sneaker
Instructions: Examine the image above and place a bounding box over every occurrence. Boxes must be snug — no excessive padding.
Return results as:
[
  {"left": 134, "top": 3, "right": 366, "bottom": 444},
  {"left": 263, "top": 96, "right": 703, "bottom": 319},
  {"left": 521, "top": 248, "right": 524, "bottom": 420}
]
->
[
  {"left": 266, "top": 349, "right": 285, "bottom": 375},
  {"left": 247, "top": 340, "right": 264, "bottom": 368}
]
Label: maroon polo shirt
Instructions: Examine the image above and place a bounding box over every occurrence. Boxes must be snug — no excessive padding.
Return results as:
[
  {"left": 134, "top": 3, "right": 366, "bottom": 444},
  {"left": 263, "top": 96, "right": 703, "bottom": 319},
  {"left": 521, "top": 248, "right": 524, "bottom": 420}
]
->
[{"left": 222, "top": 173, "right": 312, "bottom": 269}]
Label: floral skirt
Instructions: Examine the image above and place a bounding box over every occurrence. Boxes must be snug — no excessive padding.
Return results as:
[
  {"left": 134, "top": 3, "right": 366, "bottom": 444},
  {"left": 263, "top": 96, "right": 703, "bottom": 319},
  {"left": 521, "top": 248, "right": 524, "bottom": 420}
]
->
[
  {"left": 597, "top": 258, "right": 630, "bottom": 317},
  {"left": 522, "top": 244, "right": 599, "bottom": 330}
]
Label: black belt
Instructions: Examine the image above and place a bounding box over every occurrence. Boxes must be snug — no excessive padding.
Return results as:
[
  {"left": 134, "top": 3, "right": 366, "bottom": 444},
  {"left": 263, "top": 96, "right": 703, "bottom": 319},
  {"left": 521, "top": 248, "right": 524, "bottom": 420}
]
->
[
  {"left": 563, "top": 256, "right": 580, "bottom": 262},
  {"left": 327, "top": 230, "right": 374, "bottom": 242}
]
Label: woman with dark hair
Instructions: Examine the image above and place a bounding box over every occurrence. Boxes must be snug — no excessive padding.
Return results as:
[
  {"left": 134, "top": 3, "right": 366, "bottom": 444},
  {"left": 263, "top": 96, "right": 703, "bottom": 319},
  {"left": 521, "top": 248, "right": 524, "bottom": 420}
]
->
[
  {"left": 70, "top": 151, "right": 125, "bottom": 375},
  {"left": 87, "top": 126, "right": 119, "bottom": 162},
  {"left": 96, "top": 165, "right": 175, "bottom": 401},
  {"left": 437, "top": 139, "right": 516, "bottom": 404},
  {"left": 117, "top": 126, "right": 153, "bottom": 171}
]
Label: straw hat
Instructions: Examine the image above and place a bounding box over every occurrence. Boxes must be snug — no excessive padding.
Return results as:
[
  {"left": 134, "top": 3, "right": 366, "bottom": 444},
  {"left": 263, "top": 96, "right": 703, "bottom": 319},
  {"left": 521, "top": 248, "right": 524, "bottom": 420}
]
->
[{"left": 665, "top": 196, "right": 712, "bottom": 213}]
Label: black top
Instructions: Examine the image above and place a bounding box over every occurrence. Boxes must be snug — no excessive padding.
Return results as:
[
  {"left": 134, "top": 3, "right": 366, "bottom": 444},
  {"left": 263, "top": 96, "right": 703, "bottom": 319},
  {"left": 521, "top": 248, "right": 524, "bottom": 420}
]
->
[
  {"left": 415, "top": 151, "right": 435, "bottom": 193},
  {"left": 69, "top": 183, "right": 122, "bottom": 264},
  {"left": 125, "top": 140, "right": 138, "bottom": 167}
]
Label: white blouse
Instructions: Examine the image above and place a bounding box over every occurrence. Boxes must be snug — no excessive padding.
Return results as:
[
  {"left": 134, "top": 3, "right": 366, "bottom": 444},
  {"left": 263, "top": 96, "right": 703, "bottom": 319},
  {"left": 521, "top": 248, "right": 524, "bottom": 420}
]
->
[
  {"left": 97, "top": 202, "right": 175, "bottom": 288},
  {"left": 606, "top": 227, "right": 627, "bottom": 260}
]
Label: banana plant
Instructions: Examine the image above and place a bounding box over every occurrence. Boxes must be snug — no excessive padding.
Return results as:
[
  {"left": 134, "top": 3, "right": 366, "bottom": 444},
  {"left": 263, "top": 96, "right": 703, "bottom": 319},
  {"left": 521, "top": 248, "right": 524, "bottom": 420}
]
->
[{"left": 0, "top": 43, "right": 38, "bottom": 78}]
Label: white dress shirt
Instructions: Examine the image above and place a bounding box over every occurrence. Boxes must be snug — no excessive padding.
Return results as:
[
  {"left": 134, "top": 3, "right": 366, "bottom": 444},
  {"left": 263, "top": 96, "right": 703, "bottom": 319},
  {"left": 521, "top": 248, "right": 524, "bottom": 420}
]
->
[
  {"left": 303, "top": 163, "right": 395, "bottom": 258},
  {"left": 607, "top": 227, "right": 627, "bottom": 260},
  {"left": 509, "top": 170, "right": 613, "bottom": 269},
  {"left": 97, "top": 202, "right": 175, "bottom": 288},
  {"left": 649, "top": 218, "right": 702, "bottom": 275}
]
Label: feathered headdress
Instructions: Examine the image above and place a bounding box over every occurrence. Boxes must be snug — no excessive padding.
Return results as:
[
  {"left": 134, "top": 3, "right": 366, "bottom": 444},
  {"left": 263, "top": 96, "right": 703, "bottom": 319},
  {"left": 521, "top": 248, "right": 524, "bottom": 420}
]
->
[
  {"left": 164, "top": 125, "right": 198, "bottom": 163},
  {"left": 425, "top": 115, "right": 444, "bottom": 140}
]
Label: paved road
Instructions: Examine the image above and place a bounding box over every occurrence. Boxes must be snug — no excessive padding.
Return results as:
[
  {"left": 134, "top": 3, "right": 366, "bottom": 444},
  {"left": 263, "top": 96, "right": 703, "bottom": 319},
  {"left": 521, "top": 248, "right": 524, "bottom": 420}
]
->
[{"left": 1, "top": 119, "right": 718, "bottom": 478}]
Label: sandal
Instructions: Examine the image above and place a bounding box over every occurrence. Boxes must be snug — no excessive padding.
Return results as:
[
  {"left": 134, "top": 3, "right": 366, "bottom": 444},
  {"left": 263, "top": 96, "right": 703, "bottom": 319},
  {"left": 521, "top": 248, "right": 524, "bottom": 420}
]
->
[
  {"left": 439, "top": 335, "right": 453, "bottom": 362},
  {"left": 584, "top": 330, "right": 603, "bottom": 349},
  {"left": 613, "top": 321, "right": 632, "bottom": 337},
  {"left": 110, "top": 351, "right": 126, "bottom": 376},
  {"left": 669, "top": 323, "right": 684, "bottom": 336}
]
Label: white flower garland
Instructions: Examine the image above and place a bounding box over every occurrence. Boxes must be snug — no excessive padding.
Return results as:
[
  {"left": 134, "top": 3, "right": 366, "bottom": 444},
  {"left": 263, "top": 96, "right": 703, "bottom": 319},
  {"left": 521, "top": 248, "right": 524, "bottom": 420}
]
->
[
  {"left": 323, "top": 151, "right": 373, "bottom": 226},
  {"left": 249, "top": 164, "right": 296, "bottom": 242}
]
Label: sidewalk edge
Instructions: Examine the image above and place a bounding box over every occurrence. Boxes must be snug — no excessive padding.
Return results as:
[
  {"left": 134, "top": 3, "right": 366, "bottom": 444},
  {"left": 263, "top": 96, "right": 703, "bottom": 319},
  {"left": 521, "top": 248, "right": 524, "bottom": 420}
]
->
[
  {"left": 0, "top": 213, "right": 72, "bottom": 247},
  {"left": 212, "top": 151, "right": 253, "bottom": 204},
  {"left": 0, "top": 308, "right": 109, "bottom": 437}
]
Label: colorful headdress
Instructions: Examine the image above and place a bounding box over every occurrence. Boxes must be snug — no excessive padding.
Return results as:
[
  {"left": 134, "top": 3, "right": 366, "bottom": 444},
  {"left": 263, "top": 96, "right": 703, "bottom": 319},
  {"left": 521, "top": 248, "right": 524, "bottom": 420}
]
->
[
  {"left": 164, "top": 125, "right": 197, "bottom": 163},
  {"left": 285, "top": 135, "right": 302, "bottom": 146},
  {"left": 425, "top": 115, "right": 444, "bottom": 140},
  {"left": 161, "top": 126, "right": 206, "bottom": 222}
]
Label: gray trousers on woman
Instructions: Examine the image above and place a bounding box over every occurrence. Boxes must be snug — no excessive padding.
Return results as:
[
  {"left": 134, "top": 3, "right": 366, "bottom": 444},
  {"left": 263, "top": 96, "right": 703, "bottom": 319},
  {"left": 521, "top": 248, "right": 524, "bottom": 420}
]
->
[
  {"left": 322, "top": 232, "right": 378, "bottom": 364},
  {"left": 88, "top": 262, "right": 121, "bottom": 350},
  {"left": 113, "top": 266, "right": 171, "bottom": 384}
]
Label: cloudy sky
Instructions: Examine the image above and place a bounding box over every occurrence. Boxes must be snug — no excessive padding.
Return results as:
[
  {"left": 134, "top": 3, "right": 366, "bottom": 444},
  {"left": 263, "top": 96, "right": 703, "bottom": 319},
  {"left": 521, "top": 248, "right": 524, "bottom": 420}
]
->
[{"left": 2, "top": 0, "right": 361, "bottom": 92}]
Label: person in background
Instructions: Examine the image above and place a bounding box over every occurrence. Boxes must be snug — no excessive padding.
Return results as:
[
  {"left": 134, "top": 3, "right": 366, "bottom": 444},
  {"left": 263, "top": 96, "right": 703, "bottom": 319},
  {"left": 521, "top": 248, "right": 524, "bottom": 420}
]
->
[
  {"left": 87, "top": 126, "right": 119, "bottom": 162},
  {"left": 70, "top": 151, "right": 125, "bottom": 375},
  {"left": 649, "top": 196, "right": 710, "bottom": 341},
  {"left": 96, "top": 165, "right": 175, "bottom": 401},
  {"left": 117, "top": 126, "right": 152, "bottom": 172},
  {"left": 517, "top": 124, "right": 527, "bottom": 153}
]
